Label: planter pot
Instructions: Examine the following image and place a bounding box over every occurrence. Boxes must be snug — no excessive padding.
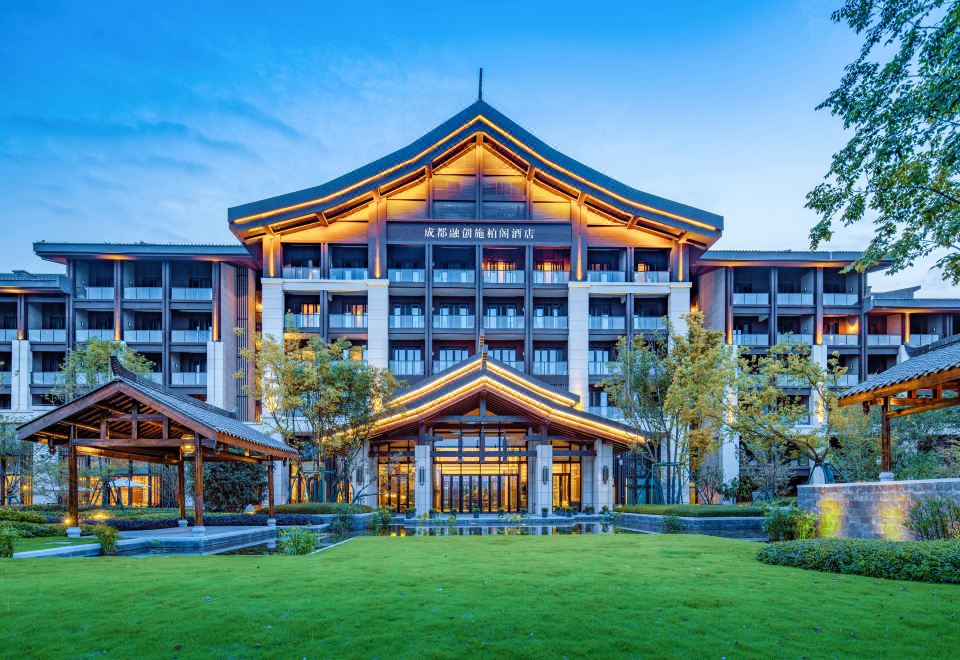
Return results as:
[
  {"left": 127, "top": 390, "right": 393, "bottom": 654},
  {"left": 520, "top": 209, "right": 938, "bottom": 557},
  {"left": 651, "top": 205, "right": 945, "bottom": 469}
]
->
[
  {"left": 473, "top": 513, "right": 479, "bottom": 519},
  {"left": 542, "top": 511, "right": 548, "bottom": 519}
]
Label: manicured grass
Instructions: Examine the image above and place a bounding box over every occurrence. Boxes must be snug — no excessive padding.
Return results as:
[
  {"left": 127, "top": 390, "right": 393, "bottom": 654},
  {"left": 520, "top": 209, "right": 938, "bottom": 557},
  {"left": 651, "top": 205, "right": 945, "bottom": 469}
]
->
[
  {"left": 13, "top": 537, "right": 95, "bottom": 553},
  {"left": 615, "top": 503, "right": 765, "bottom": 517},
  {"left": 1, "top": 535, "right": 958, "bottom": 657}
]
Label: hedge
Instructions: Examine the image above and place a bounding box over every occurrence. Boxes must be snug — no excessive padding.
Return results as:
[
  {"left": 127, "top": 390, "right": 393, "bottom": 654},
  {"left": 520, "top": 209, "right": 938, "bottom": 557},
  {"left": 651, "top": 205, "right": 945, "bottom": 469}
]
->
[
  {"left": 0, "top": 522, "right": 97, "bottom": 538},
  {"left": 273, "top": 502, "right": 372, "bottom": 515},
  {"left": 757, "top": 538, "right": 960, "bottom": 584},
  {"left": 0, "top": 509, "right": 48, "bottom": 524},
  {"left": 614, "top": 504, "right": 765, "bottom": 517}
]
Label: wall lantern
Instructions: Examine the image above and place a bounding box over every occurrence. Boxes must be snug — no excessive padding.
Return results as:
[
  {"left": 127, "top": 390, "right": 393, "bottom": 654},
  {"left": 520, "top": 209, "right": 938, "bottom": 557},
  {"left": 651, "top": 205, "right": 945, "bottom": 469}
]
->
[
  {"left": 355, "top": 467, "right": 364, "bottom": 484},
  {"left": 602, "top": 466, "right": 610, "bottom": 485},
  {"left": 418, "top": 467, "right": 425, "bottom": 486},
  {"left": 542, "top": 466, "right": 549, "bottom": 484}
]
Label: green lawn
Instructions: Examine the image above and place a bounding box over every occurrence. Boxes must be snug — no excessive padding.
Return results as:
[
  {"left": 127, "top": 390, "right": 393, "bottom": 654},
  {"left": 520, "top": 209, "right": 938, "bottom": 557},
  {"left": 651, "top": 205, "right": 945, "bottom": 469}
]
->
[
  {"left": 1, "top": 534, "right": 958, "bottom": 657},
  {"left": 13, "top": 537, "right": 96, "bottom": 554}
]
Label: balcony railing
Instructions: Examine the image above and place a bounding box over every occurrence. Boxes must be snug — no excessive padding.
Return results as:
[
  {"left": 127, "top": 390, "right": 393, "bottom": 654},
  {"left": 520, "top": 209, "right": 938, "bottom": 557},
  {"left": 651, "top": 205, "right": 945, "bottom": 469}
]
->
[
  {"left": 76, "top": 329, "right": 114, "bottom": 342},
  {"left": 388, "top": 269, "right": 425, "bottom": 284},
  {"left": 28, "top": 329, "right": 66, "bottom": 343},
  {"left": 867, "top": 334, "right": 900, "bottom": 346},
  {"left": 0, "top": 372, "right": 10, "bottom": 385},
  {"left": 823, "top": 293, "right": 859, "bottom": 306},
  {"left": 77, "top": 286, "right": 114, "bottom": 300},
  {"left": 777, "top": 375, "right": 808, "bottom": 388},
  {"left": 291, "top": 313, "right": 323, "bottom": 329},
  {"left": 170, "top": 287, "right": 213, "bottom": 301},
  {"left": 634, "top": 271, "right": 670, "bottom": 283},
  {"left": 587, "top": 271, "right": 625, "bottom": 283},
  {"left": 328, "top": 314, "right": 368, "bottom": 330},
  {"left": 146, "top": 372, "right": 163, "bottom": 383},
  {"left": 776, "top": 333, "right": 813, "bottom": 345},
  {"left": 433, "top": 269, "right": 475, "bottom": 284},
  {"left": 834, "top": 374, "right": 859, "bottom": 387},
  {"left": 732, "top": 293, "right": 769, "bottom": 305},
  {"left": 533, "top": 316, "right": 568, "bottom": 330},
  {"left": 171, "top": 372, "right": 207, "bottom": 386},
  {"left": 124, "top": 329, "right": 163, "bottom": 343},
  {"left": 533, "top": 361, "right": 568, "bottom": 376},
  {"left": 282, "top": 266, "right": 322, "bottom": 280},
  {"left": 0, "top": 329, "right": 17, "bottom": 341},
  {"left": 823, "top": 334, "right": 858, "bottom": 346},
  {"left": 31, "top": 372, "right": 63, "bottom": 385},
  {"left": 389, "top": 360, "right": 424, "bottom": 376},
  {"left": 588, "top": 361, "right": 612, "bottom": 376},
  {"left": 910, "top": 334, "right": 939, "bottom": 346},
  {"left": 123, "top": 287, "right": 162, "bottom": 300},
  {"left": 589, "top": 316, "right": 626, "bottom": 331},
  {"left": 171, "top": 329, "right": 212, "bottom": 343},
  {"left": 532, "top": 270, "right": 570, "bottom": 284},
  {"left": 482, "top": 269, "right": 524, "bottom": 285},
  {"left": 634, "top": 316, "right": 667, "bottom": 331},
  {"left": 494, "top": 359, "right": 524, "bottom": 370},
  {"left": 589, "top": 406, "right": 622, "bottom": 421},
  {"left": 389, "top": 315, "right": 425, "bottom": 329},
  {"left": 733, "top": 333, "right": 768, "bottom": 346},
  {"left": 777, "top": 293, "right": 814, "bottom": 306},
  {"left": 330, "top": 267, "right": 368, "bottom": 280},
  {"left": 433, "top": 315, "right": 475, "bottom": 330},
  {"left": 483, "top": 315, "right": 524, "bottom": 330},
  {"left": 433, "top": 359, "right": 464, "bottom": 372}
]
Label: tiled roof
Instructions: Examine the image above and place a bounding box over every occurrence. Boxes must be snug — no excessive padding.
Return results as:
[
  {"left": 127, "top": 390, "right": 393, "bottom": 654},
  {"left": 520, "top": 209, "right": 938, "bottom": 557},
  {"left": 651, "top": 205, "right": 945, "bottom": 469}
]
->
[
  {"left": 699, "top": 249, "right": 865, "bottom": 261},
  {"left": 840, "top": 335, "right": 960, "bottom": 400}
]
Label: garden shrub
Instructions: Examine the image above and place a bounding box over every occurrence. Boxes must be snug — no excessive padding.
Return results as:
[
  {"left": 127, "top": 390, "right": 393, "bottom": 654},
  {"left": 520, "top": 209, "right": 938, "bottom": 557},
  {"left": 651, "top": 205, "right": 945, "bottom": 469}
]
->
[
  {"left": 370, "top": 507, "right": 393, "bottom": 529},
  {"left": 0, "top": 509, "right": 48, "bottom": 524},
  {"left": 92, "top": 524, "right": 120, "bottom": 555},
  {"left": 614, "top": 504, "right": 764, "bottom": 517},
  {"left": 331, "top": 512, "right": 354, "bottom": 538},
  {"left": 1, "top": 522, "right": 68, "bottom": 538},
  {"left": 762, "top": 506, "right": 817, "bottom": 541},
  {"left": 905, "top": 496, "right": 960, "bottom": 540},
  {"left": 0, "top": 525, "right": 19, "bottom": 558},
  {"left": 662, "top": 516, "right": 687, "bottom": 534},
  {"left": 279, "top": 527, "right": 317, "bottom": 555},
  {"left": 273, "top": 502, "right": 372, "bottom": 515},
  {"left": 757, "top": 538, "right": 960, "bottom": 584}
]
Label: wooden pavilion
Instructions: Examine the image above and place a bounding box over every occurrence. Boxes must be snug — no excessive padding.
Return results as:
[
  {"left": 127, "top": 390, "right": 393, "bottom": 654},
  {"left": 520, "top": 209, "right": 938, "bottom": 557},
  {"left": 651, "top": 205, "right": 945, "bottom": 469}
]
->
[
  {"left": 17, "top": 359, "right": 296, "bottom": 532},
  {"left": 838, "top": 336, "right": 960, "bottom": 477}
]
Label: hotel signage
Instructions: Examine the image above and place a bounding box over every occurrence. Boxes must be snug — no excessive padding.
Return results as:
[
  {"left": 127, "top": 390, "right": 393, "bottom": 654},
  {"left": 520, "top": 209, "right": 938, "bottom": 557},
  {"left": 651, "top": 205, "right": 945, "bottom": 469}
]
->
[{"left": 387, "top": 222, "right": 571, "bottom": 244}]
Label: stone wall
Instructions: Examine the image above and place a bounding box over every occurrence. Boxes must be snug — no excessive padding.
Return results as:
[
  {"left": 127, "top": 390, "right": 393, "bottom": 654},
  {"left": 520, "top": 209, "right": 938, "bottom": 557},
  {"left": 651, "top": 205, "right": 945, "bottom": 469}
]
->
[
  {"left": 616, "top": 513, "right": 765, "bottom": 539},
  {"left": 798, "top": 479, "right": 960, "bottom": 540}
]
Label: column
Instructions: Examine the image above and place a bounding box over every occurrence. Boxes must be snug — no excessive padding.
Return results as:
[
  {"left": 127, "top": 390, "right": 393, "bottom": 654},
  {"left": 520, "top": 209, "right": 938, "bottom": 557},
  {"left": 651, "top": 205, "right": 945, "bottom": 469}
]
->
[
  {"left": 593, "top": 440, "right": 614, "bottom": 512},
  {"left": 526, "top": 439, "right": 538, "bottom": 514},
  {"left": 177, "top": 461, "right": 187, "bottom": 526},
  {"left": 10, "top": 339, "right": 31, "bottom": 413},
  {"left": 366, "top": 280, "right": 390, "bottom": 369},
  {"left": 567, "top": 282, "right": 590, "bottom": 409},
  {"left": 667, "top": 284, "right": 692, "bottom": 342},
  {"left": 206, "top": 340, "right": 225, "bottom": 408},
  {"left": 414, "top": 441, "right": 432, "bottom": 516},
  {"left": 66, "top": 435, "right": 80, "bottom": 538},
  {"left": 720, "top": 354, "right": 740, "bottom": 500},
  {"left": 193, "top": 445, "right": 205, "bottom": 533},
  {"left": 535, "top": 443, "right": 553, "bottom": 515},
  {"left": 260, "top": 279, "right": 285, "bottom": 342},
  {"left": 809, "top": 344, "right": 828, "bottom": 424},
  {"left": 581, "top": 451, "right": 595, "bottom": 510},
  {"left": 266, "top": 460, "right": 276, "bottom": 525}
]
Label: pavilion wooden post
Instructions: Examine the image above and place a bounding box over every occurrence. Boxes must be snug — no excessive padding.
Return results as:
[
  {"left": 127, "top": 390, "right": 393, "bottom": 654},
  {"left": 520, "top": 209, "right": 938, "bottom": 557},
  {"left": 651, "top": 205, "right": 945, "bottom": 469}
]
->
[
  {"left": 880, "top": 396, "right": 893, "bottom": 478},
  {"left": 177, "top": 461, "right": 186, "bottom": 522},
  {"left": 67, "top": 426, "right": 80, "bottom": 536},
  {"left": 193, "top": 443, "right": 205, "bottom": 530},
  {"left": 267, "top": 460, "right": 276, "bottom": 522}
]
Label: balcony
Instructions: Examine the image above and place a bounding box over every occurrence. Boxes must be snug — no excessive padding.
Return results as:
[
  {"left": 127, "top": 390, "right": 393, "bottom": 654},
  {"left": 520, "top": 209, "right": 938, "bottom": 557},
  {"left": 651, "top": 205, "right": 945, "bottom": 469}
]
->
[
  {"left": 823, "top": 334, "right": 858, "bottom": 346},
  {"left": 282, "top": 266, "right": 322, "bottom": 280},
  {"left": 533, "top": 361, "right": 568, "bottom": 376},
  {"left": 732, "top": 293, "right": 769, "bottom": 305},
  {"left": 124, "top": 330, "right": 163, "bottom": 343},
  {"left": 328, "top": 314, "right": 368, "bottom": 330},
  {"left": 171, "top": 372, "right": 207, "bottom": 386},
  {"left": 777, "top": 293, "right": 814, "bottom": 306},
  {"left": 77, "top": 286, "right": 114, "bottom": 300},
  {"left": 388, "top": 269, "right": 425, "bottom": 284},
  {"left": 28, "top": 329, "right": 66, "bottom": 343},
  {"left": 634, "top": 271, "right": 670, "bottom": 283},
  {"left": 533, "top": 316, "right": 568, "bottom": 330},
  {"left": 483, "top": 315, "right": 524, "bottom": 330},
  {"left": 733, "top": 333, "right": 768, "bottom": 346},
  {"left": 145, "top": 372, "right": 163, "bottom": 384},
  {"left": 588, "top": 361, "right": 612, "bottom": 377},
  {"left": 824, "top": 293, "right": 859, "bottom": 306},
  {"left": 776, "top": 333, "right": 813, "bottom": 346},
  {"left": 123, "top": 287, "right": 162, "bottom": 300},
  {"left": 31, "top": 372, "right": 63, "bottom": 385},
  {"left": 170, "top": 288, "right": 213, "bottom": 301},
  {"left": 433, "top": 359, "right": 464, "bottom": 372},
  {"left": 532, "top": 270, "right": 569, "bottom": 285},
  {"left": 588, "top": 316, "right": 626, "bottom": 331},
  {"left": 433, "top": 269, "right": 475, "bottom": 285},
  {"left": 482, "top": 270, "right": 524, "bottom": 285},
  {"left": 330, "top": 267, "right": 368, "bottom": 280},
  {"left": 0, "top": 372, "right": 10, "bottom": 386},
  {"left": 433, "top": 315, "right": 475, "bottom": 330},
  {"left": 587, "top": 271, "right": 625, "bottom": 283},
  {"left": 291, "top": 313, "right": 323, "bottom": 329},
  {"left": 589, "top": 406, "right": 622, "bottom": 421},
  {"left": 76, "top": 329, "right": 114, "bottom": 342},
  {"left": 389, "top": 360, "right": 424, "bottom": 376},
  {"left": 834, "top": 374, "right": 859, "bottom": 387},
  {"left": 867, "top": 334, "right": 900, "bottom": 347},
  {"left": 495, "top": 359, "right": 524, "bottom": 370},
  {"left": 910, "top": 334, "right": 939, "bottom": 346},
  {"left": 0, "top": 329, "right": 17, "bottom": 341},
  {"left": 777, "top": 375, "right": 808, "bottom": 388},
  {"left": 389, "top": 315, "right": 425, "bottom": 329},
  {"left": 634, "top": 316, "right": 667, "bottom": 331},
  {"left": 171, "top": 329, "right": 212, "bottom": 343}
]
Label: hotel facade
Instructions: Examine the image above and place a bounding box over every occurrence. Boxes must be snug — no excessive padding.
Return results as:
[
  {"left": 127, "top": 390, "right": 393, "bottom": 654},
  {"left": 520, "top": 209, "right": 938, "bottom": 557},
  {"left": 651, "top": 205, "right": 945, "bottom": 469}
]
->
[{"left": 3, "top": 100, "right": 959, "bottom": 513}]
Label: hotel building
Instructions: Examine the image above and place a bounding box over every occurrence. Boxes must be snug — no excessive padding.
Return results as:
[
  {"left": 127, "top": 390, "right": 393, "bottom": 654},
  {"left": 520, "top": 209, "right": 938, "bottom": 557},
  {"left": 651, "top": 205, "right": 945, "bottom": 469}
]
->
[{"left": 3, "top": 100, "right": 958, "bottom": 511}]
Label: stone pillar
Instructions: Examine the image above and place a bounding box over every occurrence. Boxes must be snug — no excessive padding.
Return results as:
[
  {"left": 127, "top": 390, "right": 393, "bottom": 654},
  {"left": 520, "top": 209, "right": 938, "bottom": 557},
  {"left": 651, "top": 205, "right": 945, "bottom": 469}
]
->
[
  {"left": 581, "top": 452, "right": 596, "bottom": 510},
  {"left": 535, "top": 443, "right": 553, "bottom": 515},
  {"left": 349, "top": 440, "right": 378, "bottom": 509},
  {"left": 526, "top": 439, "right": 538, "bottom": 514},
  {"left": 567, "top": 282, "right": 590, "bottom": 409},
  {"left": 667, "top": 284, "right": 692, "bottom": 344},
  {"left": 366, "top": 280, "right": 389, "bottom": 369},
  {"left": 593, "top": 440, "right": 614, "bottom": 511},
  {"left": 809, "top": 344, "right": 829, "bottom": 424},
  {"left": 260, "top": 279, "right": 285, "bottom": 342},
  {"left": 205, "top": 340, "right": 225, "bottom": 408},
  {"left": 10, "top": 339, "right": 30, "bottom": 413},
  {"left": 414, "top": 442, "right": 432, "bottom": 515}
]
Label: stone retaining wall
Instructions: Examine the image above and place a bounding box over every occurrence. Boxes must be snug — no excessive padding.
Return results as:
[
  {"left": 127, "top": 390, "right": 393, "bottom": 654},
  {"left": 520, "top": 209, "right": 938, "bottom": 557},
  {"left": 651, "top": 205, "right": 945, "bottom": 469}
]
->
[
  {"left": 615, "top": 513, "right": 765, "bottom": 539},
  {"left": 798, "top": 478, "right": 960, "bottom": 540}
]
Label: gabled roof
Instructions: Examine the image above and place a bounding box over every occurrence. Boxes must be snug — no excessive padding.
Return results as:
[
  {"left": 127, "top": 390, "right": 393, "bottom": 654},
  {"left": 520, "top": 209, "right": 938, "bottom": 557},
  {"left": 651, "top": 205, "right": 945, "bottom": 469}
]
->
[
  {"left": 228, "top": 99, "right": 723, "bottom": 245},
  {"left": 34, "top": 241, "right": 257, "bottom": 266},
  {"left": 694, "top": 249, "right": 889, "bottom": 271},
  {"left": 0, "top": 270, "right": 69, "bottom": 294},
  {"left": 373, "top": 350, "right": 640, "bottom": 447}
]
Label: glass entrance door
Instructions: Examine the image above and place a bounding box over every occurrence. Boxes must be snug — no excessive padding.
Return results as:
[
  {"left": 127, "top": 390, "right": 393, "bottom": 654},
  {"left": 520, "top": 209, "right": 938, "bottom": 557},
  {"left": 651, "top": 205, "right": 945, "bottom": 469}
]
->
[{"left": 439, "top": 473, "right": 520, "bottom": 513}]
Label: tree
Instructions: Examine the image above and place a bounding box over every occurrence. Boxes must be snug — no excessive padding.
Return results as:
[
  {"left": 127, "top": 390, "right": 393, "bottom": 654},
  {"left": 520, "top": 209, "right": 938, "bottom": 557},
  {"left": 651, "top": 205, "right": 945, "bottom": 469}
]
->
[
  {"left": 807, "top": 0, "right": 960, "bottom": 282},
  {"left": 603, "top": 311, "right": 735, "bottom": 503},
  {"left": 187, "top": 461, "right": 267, "bottom": 512},
  {"left": 886, "top": 405, "right": 960, "bottom": 478},
  {"left": 0, "top": 419, "right": 30, "bottom": 505},
  {"left": 49, "top": 338, "right": 154, "bottom": 404},
  {"left": 240, "top": 325, "right": 399, "bottom": 504}
]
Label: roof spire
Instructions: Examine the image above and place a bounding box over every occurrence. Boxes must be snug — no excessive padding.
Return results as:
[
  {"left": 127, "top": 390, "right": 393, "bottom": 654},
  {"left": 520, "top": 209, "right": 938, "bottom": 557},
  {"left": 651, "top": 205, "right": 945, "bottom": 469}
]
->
[{"left": 478, "top": 67, "right": 483, "bottom": 101}]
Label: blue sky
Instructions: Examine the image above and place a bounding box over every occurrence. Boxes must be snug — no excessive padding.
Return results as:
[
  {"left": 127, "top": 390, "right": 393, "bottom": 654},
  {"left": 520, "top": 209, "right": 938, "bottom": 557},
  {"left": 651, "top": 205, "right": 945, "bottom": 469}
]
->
[{"left": 1, "top": 0, "right": 954, "bottom": 294}]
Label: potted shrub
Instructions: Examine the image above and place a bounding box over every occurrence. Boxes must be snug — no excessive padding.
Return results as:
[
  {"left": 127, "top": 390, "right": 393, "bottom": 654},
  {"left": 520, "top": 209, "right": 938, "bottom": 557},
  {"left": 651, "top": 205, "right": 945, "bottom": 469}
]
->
[
  {"left": 472, "top": 506, "right": 480, "bottom": 519},
  {"left": 541, "top": 507, "right": 549, "bottom": 519},
  {"left": 583, "top": 505, "right": 594, "bottom": 515},
  {"left": 405, "top": 508, "right": 416, "bottom": 520},
  {"left": 429, "top": 508, "right": 438, "bottom": 521},
  {"left": 497, "top": 507, "right": 505, "bottom": 519}
]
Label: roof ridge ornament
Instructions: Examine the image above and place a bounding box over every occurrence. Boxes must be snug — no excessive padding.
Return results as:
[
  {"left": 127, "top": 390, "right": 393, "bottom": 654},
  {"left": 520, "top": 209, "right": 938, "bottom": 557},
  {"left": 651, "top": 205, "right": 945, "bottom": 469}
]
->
[{"left": 478, "top": 67, "right": 483, "bottom": 101}]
